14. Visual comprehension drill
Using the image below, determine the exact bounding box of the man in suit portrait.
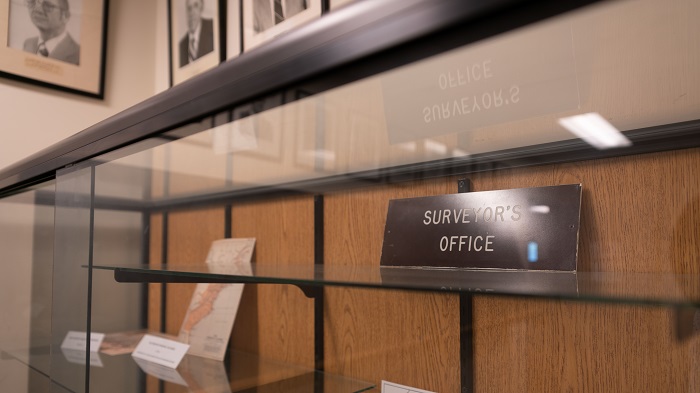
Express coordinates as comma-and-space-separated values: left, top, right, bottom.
253, 0, 308, 34
179, 0, 214, 67
22, 0, 80, 65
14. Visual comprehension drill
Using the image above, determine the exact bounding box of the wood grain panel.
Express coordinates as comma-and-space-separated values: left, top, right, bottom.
325, 178, 462, 393
468, 148, 700, 392
474, 298, 700, 393
165, 208, 226, 335
148, 145, 699, 392
469, 147, 700, 274
230, 195, 315, 369
325, 147, 700, 392
148, 213, 163, 333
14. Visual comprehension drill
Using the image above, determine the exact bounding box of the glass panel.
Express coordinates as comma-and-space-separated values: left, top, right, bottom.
86, 350, 373, 393
93, 263, 700, 308
90, 0, 699, 204
40, 1, 699, 391
0, 182, 54, 392
53, 165, 93, 393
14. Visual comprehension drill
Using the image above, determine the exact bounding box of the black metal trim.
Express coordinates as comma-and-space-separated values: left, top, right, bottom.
314, 195, 325, 372
0, 0, 606, 195
160, 212, 168, 333
460, 294, 474, 393
96, 0, 110, 99
85, 166, 96, 392
4, 118, 700, 209
140, 212, 150, 329
458, 179, 473, 393
166, 0, 174, 88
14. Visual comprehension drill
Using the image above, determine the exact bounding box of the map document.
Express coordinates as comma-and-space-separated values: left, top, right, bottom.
178, 238, 255, 360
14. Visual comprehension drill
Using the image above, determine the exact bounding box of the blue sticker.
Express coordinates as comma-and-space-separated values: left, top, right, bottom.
527, 242, 538, 262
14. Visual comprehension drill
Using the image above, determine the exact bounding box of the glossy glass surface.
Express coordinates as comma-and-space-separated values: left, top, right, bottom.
91, 0, 699, 205
0, 182, 54, 391
3, 348, 373, 393
90, 263, 700, 308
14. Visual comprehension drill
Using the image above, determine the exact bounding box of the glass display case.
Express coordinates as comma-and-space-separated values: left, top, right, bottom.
1, 0, 699, 392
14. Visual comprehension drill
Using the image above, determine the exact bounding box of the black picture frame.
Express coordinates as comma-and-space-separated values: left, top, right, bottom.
168, 0, 223, 86
0, 0, 109, 99
241, 0, 322, 52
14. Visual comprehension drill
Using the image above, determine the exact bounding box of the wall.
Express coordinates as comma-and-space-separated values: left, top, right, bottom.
0, 0, 160, 171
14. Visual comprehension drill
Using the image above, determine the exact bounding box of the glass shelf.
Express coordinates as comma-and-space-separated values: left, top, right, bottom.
94, 263, 700, 308
0, 355, 64, 393
2, 346, 373, 393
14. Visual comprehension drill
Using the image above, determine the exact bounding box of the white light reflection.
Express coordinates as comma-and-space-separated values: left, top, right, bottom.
425, 139, 448, 155
529, 205, 550, 214
558, 112, 631, 150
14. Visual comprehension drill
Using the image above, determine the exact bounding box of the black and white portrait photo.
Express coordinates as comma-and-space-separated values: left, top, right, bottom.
178, 0, 214, 68
243, 0, 320, 51
169, 0, 220, 85
1, 0, 107, 97
252, 0, 307, 34
7, 0, 82, 65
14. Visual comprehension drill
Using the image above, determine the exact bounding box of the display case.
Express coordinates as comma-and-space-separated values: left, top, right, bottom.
1, 0, 700, 392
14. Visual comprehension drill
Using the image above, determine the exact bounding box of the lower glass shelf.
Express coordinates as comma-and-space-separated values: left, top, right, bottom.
94, 263, 700, 308
2, 346, 374, 393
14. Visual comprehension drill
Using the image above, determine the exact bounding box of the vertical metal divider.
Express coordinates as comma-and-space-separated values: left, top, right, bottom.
141, 159, 153, 331
313, 194, 324, 393
312, 91, 326, 393
85, 166, 96, 392
139, 158, 153, 393
457, 178, 474, 393
140, 210, 151, 330
139, 210, 150, 393
159, 146, 172, 393
223, 110, 234, 373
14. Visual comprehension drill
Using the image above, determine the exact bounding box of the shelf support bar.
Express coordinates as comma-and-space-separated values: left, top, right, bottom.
458, 178, 474, 393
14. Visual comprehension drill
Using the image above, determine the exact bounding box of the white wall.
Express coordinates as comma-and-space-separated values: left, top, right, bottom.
0, 0, 161, 171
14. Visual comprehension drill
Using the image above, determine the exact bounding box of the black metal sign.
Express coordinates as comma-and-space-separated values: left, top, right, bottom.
380, 184, 582, 271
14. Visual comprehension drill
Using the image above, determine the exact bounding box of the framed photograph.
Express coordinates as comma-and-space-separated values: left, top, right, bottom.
226, 0, 240, 60
0, 0, 108, 98
242, 0, 321, 51
169, 0, 221, 86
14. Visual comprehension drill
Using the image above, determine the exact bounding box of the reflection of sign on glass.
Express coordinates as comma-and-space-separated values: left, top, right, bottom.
134, 354, 233, 392
380, 184, 582, 271
382, 380, 435, 393
60, 348, 103, 367
381, 21, 580, 144
61, 330, 104, 352
178, 238, 255, 360
133, 357, 188, 386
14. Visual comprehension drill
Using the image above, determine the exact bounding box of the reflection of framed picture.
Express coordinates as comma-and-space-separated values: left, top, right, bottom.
226, 0, 241, 60
242, 0, 321, 51
0, 0, 108, 98
169, 0, 221, 86
232, 94, 283, 160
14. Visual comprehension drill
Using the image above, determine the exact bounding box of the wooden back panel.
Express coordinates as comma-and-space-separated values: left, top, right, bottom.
150, 147, 700, 392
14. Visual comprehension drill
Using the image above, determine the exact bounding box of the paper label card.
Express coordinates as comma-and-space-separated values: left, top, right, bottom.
382, 380, 435, 393
61, 331, 105, 352
132, 334, 190, 369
